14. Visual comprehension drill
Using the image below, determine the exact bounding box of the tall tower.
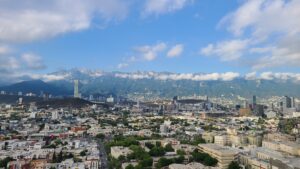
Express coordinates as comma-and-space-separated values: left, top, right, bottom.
74, 80, 79, 98
253, 95, 257, 108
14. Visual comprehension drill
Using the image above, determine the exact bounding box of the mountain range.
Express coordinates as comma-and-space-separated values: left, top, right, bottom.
0, 69, 300, 99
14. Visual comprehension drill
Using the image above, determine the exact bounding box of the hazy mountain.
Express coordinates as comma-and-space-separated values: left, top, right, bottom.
1, 69, 300, 98
0, 80, 72, 96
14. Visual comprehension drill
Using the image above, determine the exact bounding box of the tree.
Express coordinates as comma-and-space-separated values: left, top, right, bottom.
80, 150, 87, 156
96, 133, 105, 140
164, 144, 174, 152
156, 158, 173, 168
145, 142, 155, 149
228, 161, 241, 169
149, 146, 165, 157
52, 152, 57, 163
174, 155, 185, 163
139, 157, 153, 167
125, 164, 135, 169
203, 156, 218, 166
118, 155, 126, 162
58, 151, 63, 163
176, 149, 186, 155
0, 157, 13, 168
191, 150, 218, 166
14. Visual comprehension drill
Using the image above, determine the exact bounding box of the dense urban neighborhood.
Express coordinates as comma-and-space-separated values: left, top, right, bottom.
1, 83, 300, 169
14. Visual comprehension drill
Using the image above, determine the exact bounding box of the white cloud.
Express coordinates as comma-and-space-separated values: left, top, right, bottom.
0, 55, 19, 73
135, 42, 167, 61
115, 72, 240, 81
245, 72, 257, 80
21, 53, 46, 70
251, 35, 300, 70
206, 0, 300, 69
258, 72, 300, 81
143, 0, 193, 16
0, 45, 11, 55
117, 63, 129, 69
222, 0, 300, 37
0, 0, 131, 42
200, 39, 249, 61
0, 51, 47, 82
29, 74, 70, 82
167, 44, 184, 58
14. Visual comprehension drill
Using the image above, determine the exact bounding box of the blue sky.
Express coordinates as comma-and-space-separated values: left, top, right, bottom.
1, 0, 300, 81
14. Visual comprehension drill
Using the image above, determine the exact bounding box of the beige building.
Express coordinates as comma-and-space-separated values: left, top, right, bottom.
110, 146, 133, 159
262, 140, 300, 156
169, 162, 220, 169
239, 155, 270, 169
198, 144, 239, 169
214, 135, 230, 146
202, 132, 217, 143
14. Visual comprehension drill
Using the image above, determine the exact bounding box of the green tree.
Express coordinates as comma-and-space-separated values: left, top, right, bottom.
228, 161, 241, 169
164, 144, 174, 152
0, 157, 13, 169
176, 149, 186, 155
203, 156, 218, 166
125, 164, 135, 169
149, 146, 165, 157
145, 142, 155, 149
96, 133, 105, 140
138, 157, 153, 167
174, 155, 185, 163
80, 150, 87, 156
156, 158, 173, 168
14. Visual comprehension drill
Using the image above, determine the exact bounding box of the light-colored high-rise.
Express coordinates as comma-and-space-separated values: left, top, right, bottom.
74, 80, 79, 98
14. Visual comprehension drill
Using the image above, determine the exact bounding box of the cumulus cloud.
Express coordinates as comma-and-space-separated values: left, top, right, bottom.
252, 35, 300, 69
0, 0, 131, 42
0, 55, 19, 73
245, 72, 257, 80
256, 72, 300, 81
21, 53, 46, 70
135, 42, 167, 61
222, 0, 300, 37
200, 39, 249, 61
115, 72, 240, 81
28, 73, 70, 82
143, 0, 193, 16
0, 45, 11, 55
204, 0, 300, 70
0, 51, 47, 83
167, 44, 184, 58
117, 63, 129, 69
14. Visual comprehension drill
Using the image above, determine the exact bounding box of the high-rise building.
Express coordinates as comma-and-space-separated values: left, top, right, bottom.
281, 96, 292, 110
291, 97, 295, 108
243, 100, 249, 108
74, 80, 79, 98
253, 95, 257, 107
52, 111, 59, 120
89, 94, 94, 101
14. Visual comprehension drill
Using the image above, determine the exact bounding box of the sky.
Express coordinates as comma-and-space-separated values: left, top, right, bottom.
1, 0, 300, 82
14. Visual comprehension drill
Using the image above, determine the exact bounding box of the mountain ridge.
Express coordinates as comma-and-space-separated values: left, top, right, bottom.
1, 70, 300, 98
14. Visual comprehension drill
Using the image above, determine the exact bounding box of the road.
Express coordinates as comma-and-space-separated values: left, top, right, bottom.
98, 140, 108, 169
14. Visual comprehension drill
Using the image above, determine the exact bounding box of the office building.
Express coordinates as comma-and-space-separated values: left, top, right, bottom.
74, 80, 80, 98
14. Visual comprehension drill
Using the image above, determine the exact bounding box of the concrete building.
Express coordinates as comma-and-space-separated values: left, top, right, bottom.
214, 135, 230, 146
198, 144, 239, 169
74, 80, 80, 98
110, 146, 133, 159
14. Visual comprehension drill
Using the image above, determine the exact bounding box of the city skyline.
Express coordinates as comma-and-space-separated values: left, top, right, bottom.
1, 0, 300, 83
